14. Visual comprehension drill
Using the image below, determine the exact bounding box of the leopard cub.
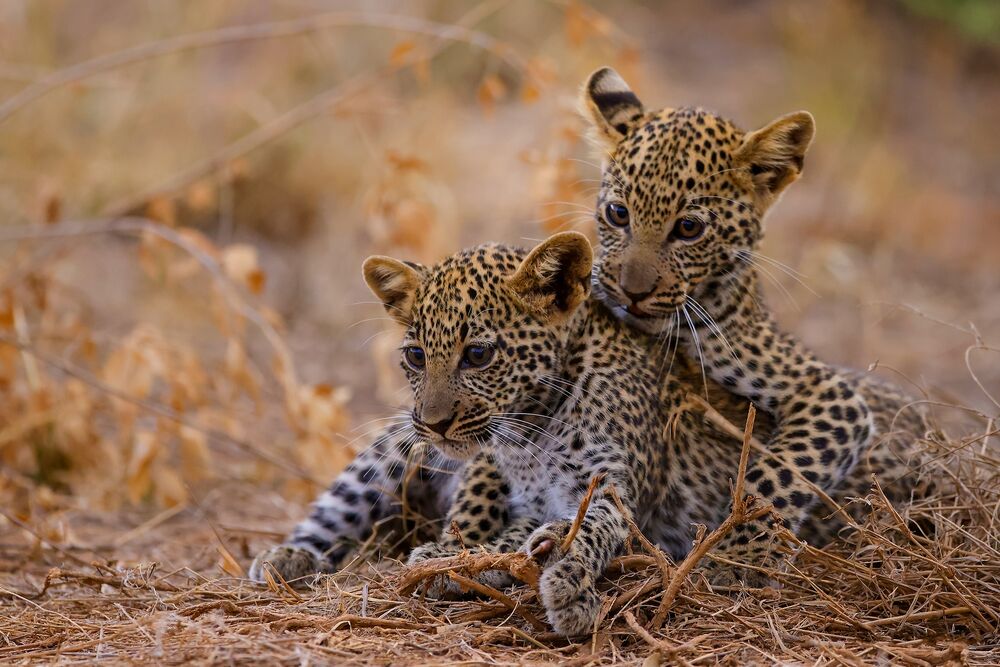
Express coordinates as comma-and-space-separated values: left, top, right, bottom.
581, 67, 922, 579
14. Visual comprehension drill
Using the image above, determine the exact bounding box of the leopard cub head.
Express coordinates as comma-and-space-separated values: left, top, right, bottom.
580, 66, 814, 335
363, 232, 592, 460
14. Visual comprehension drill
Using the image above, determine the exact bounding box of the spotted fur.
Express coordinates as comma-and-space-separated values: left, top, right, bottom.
581, 67, 928, 579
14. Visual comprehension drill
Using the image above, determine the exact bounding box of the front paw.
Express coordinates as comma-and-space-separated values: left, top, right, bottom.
538, 557, 601, 636
249, 545, 321, 584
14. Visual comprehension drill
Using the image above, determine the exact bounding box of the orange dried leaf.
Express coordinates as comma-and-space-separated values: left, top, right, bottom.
520, 82, 541, 104
43, 194, 62, 225
564, 0, 589, 47
412, 56, 431, 85
153, 467, 187, 507
389, 199, 435, 249
615, 46, 642, 84
564, 1, 612, 47
179, 425, 212, 481
247, 269, 266, 295
260, 305, 286, 332
389, 40, 417, 66
0, 296, 14, 329
227, 158, 249, 179
588, 11, 613, 37
222, 244, 263, 293
476, 74, 507, 115
386, 151, 429, 172
225, 338, 262, 404
185, 181, 216, 212
295, 383, 351, 436
126, 431, 159, 505
145, 196, 177, 227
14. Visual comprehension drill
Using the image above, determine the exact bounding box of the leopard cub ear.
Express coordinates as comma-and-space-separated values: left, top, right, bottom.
580, 67, 645, 152
508, 232, 593, 322
362, 256, 426, 325
735, 111, 815, 207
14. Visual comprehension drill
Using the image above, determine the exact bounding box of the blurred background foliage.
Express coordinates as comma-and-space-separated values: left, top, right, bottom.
903, 0, 1000, 42
0, 0, 997, 518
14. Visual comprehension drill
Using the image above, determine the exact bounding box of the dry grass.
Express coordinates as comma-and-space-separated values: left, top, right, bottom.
1, 400, 997, 665
1, 1, 999, 664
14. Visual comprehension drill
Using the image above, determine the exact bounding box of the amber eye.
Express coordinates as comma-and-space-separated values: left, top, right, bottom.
673, 218, 706, 241
604, 202, 630, 228
461, 344, 495, 369
403, 346, 426, 370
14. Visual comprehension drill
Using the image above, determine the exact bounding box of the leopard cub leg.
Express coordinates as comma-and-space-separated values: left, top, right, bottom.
249, 425, 426, 583
522, 498, 629, 636
407, 451, 512, 597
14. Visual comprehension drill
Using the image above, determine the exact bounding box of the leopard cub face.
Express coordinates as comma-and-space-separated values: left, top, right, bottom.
580, 67, 814, 336
363, 233, 592, 460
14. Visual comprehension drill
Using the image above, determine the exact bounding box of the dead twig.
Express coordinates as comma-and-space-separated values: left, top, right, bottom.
561, 472, 606, 552
624, 611, 700, 667
605, 485, 675, 621
398, 550, 541, 597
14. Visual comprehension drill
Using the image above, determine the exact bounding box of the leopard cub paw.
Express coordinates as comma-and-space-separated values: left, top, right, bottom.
538, 557, 601, 636
406, 541, 455, 566
249, 545, 321, 584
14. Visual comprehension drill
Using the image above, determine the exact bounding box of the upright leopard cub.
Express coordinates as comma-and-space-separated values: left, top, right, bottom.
581, 68, 877, 577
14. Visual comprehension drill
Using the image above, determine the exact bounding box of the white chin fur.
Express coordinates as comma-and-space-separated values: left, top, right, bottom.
429, 438, 480, 461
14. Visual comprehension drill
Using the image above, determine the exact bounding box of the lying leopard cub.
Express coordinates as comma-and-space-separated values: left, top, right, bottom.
357, 232, 669, 635
580, 67, 927, 579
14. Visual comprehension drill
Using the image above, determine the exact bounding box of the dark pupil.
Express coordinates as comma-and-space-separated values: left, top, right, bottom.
406, 347, 425, 366
467, 346, 487, 364
679, 219, 701, 236
607, 203, 629, 226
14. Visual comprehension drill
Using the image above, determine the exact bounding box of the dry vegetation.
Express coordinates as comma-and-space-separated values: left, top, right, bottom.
0, 1, 998, 664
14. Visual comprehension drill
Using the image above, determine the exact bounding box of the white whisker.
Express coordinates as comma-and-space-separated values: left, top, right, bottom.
686, 297, 745, 371
681, 304, 709, 399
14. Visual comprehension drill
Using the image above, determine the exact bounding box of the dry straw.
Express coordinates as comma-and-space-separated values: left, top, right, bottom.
2, 395, 997, 665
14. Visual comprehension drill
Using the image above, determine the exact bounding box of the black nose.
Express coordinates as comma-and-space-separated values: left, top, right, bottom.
621, 285, 655, 303
424, 414, 456, 436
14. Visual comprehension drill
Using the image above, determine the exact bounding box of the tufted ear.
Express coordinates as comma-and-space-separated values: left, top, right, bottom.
362, 256, 426, 325
508, 232, 593, 322
580, 67, 645, 152
735, 111, 815, 208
